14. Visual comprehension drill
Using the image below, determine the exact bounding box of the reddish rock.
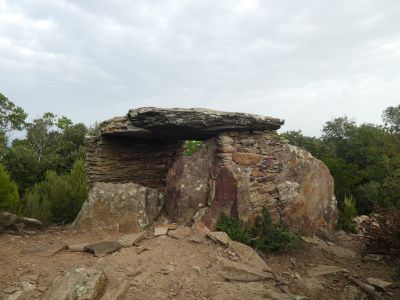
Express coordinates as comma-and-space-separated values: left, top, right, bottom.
203, 167, 238, 229
232, 152, 262, 166
165, 139, 216, 224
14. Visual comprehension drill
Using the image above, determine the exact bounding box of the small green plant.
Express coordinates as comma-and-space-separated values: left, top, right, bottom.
253, 208, 299, 252
184, 140, 202, 156
216, 208, 299, 252
216, 212, 252, 245
338, 195, 358, 233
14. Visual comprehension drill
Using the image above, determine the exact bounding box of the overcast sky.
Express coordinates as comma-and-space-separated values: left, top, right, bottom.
1, 0, 400, 136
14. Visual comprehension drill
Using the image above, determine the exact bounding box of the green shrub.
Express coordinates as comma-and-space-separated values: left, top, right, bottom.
24, 159, 87, 225
216, 212, 252, 245
184, 140, 202, 156
338, 195, 358, 233
0, 163, 20, 213
216, 208, 299, 252
253, 208, 299, 252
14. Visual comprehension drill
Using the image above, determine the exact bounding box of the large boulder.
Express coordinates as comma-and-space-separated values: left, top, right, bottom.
73, 182, 164, 233
164, 131, 337, 235
277, 144, 337, 233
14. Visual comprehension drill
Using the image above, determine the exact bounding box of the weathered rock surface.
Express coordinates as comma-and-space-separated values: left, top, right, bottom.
127, 107, 284, 139
117, 231, 147, 247
73, 182, 164, 233
366, 277, 393, 290
228, 241, 268, 269
43, 267, 107, 300
207, 231, 231, 246
167, 227, 192, 239
100, 116, 152, 138
277, 144, 337, 233
165, 140, 216, 224
165, 131, 337, 234
0, 212, 42, 234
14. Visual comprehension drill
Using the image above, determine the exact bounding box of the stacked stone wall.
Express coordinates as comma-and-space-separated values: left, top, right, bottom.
86, 136, 183, 191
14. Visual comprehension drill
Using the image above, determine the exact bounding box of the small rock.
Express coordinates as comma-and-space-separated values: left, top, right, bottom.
117, 231, 147, 247
84, 240, 122, 257
154, 226, 169, 236
166, 223, 178, 230
228, 240, 268, 269
21, 281, 36, 291
207, 231, 231, 247
126, 267, 142, 277
36, 286, 48, 293
3, 287, 20, 294
68, 243, 89, 252
301, 236, 322, 245
193, 266, 201, 273
366, 277, 392, 290
168, 227, 192, 239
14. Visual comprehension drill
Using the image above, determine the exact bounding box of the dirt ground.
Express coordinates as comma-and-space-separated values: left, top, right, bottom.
0, 226, 399, 300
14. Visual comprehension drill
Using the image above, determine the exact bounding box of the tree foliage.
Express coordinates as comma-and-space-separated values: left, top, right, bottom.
0, 163, 20, 213
24, 159, 87, 225
283, 106, 400, 215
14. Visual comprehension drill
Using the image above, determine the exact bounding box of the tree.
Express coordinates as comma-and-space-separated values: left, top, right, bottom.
0, 93, 27, 133
383, 104, 400, 133
5, 113, 88, 194
0, 163, 20, 213
0, 93, 27, 158
24, 159, 87, 224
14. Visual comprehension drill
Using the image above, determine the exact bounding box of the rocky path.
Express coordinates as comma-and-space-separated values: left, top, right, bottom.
0, 225, 398, 299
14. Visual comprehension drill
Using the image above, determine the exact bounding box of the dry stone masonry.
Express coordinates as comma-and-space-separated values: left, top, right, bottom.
74, 107, 337, 235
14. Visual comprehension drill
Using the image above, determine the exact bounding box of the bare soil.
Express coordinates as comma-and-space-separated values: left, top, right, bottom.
0, 227, 398, 299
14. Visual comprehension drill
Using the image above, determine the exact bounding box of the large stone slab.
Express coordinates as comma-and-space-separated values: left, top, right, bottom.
73, 182, 164, 233
127, 107, 284, 139
100, 116, 152, 138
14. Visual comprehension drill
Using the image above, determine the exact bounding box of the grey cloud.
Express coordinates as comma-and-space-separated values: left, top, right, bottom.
1, 0, 400, 136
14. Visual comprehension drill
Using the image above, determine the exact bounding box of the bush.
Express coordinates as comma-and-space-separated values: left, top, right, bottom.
338, 195, 358, 233
0, 163, 20, 213
253, 208, 299, 252
216, 208, 299, 252
216, 212, 252, 245
184, 140, 202, 156
24, 159, 87, 225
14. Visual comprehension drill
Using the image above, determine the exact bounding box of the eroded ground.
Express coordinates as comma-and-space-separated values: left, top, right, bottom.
0, 227, 398, 300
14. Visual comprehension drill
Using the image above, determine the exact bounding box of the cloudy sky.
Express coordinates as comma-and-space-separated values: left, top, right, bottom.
1, 0, 400, 136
